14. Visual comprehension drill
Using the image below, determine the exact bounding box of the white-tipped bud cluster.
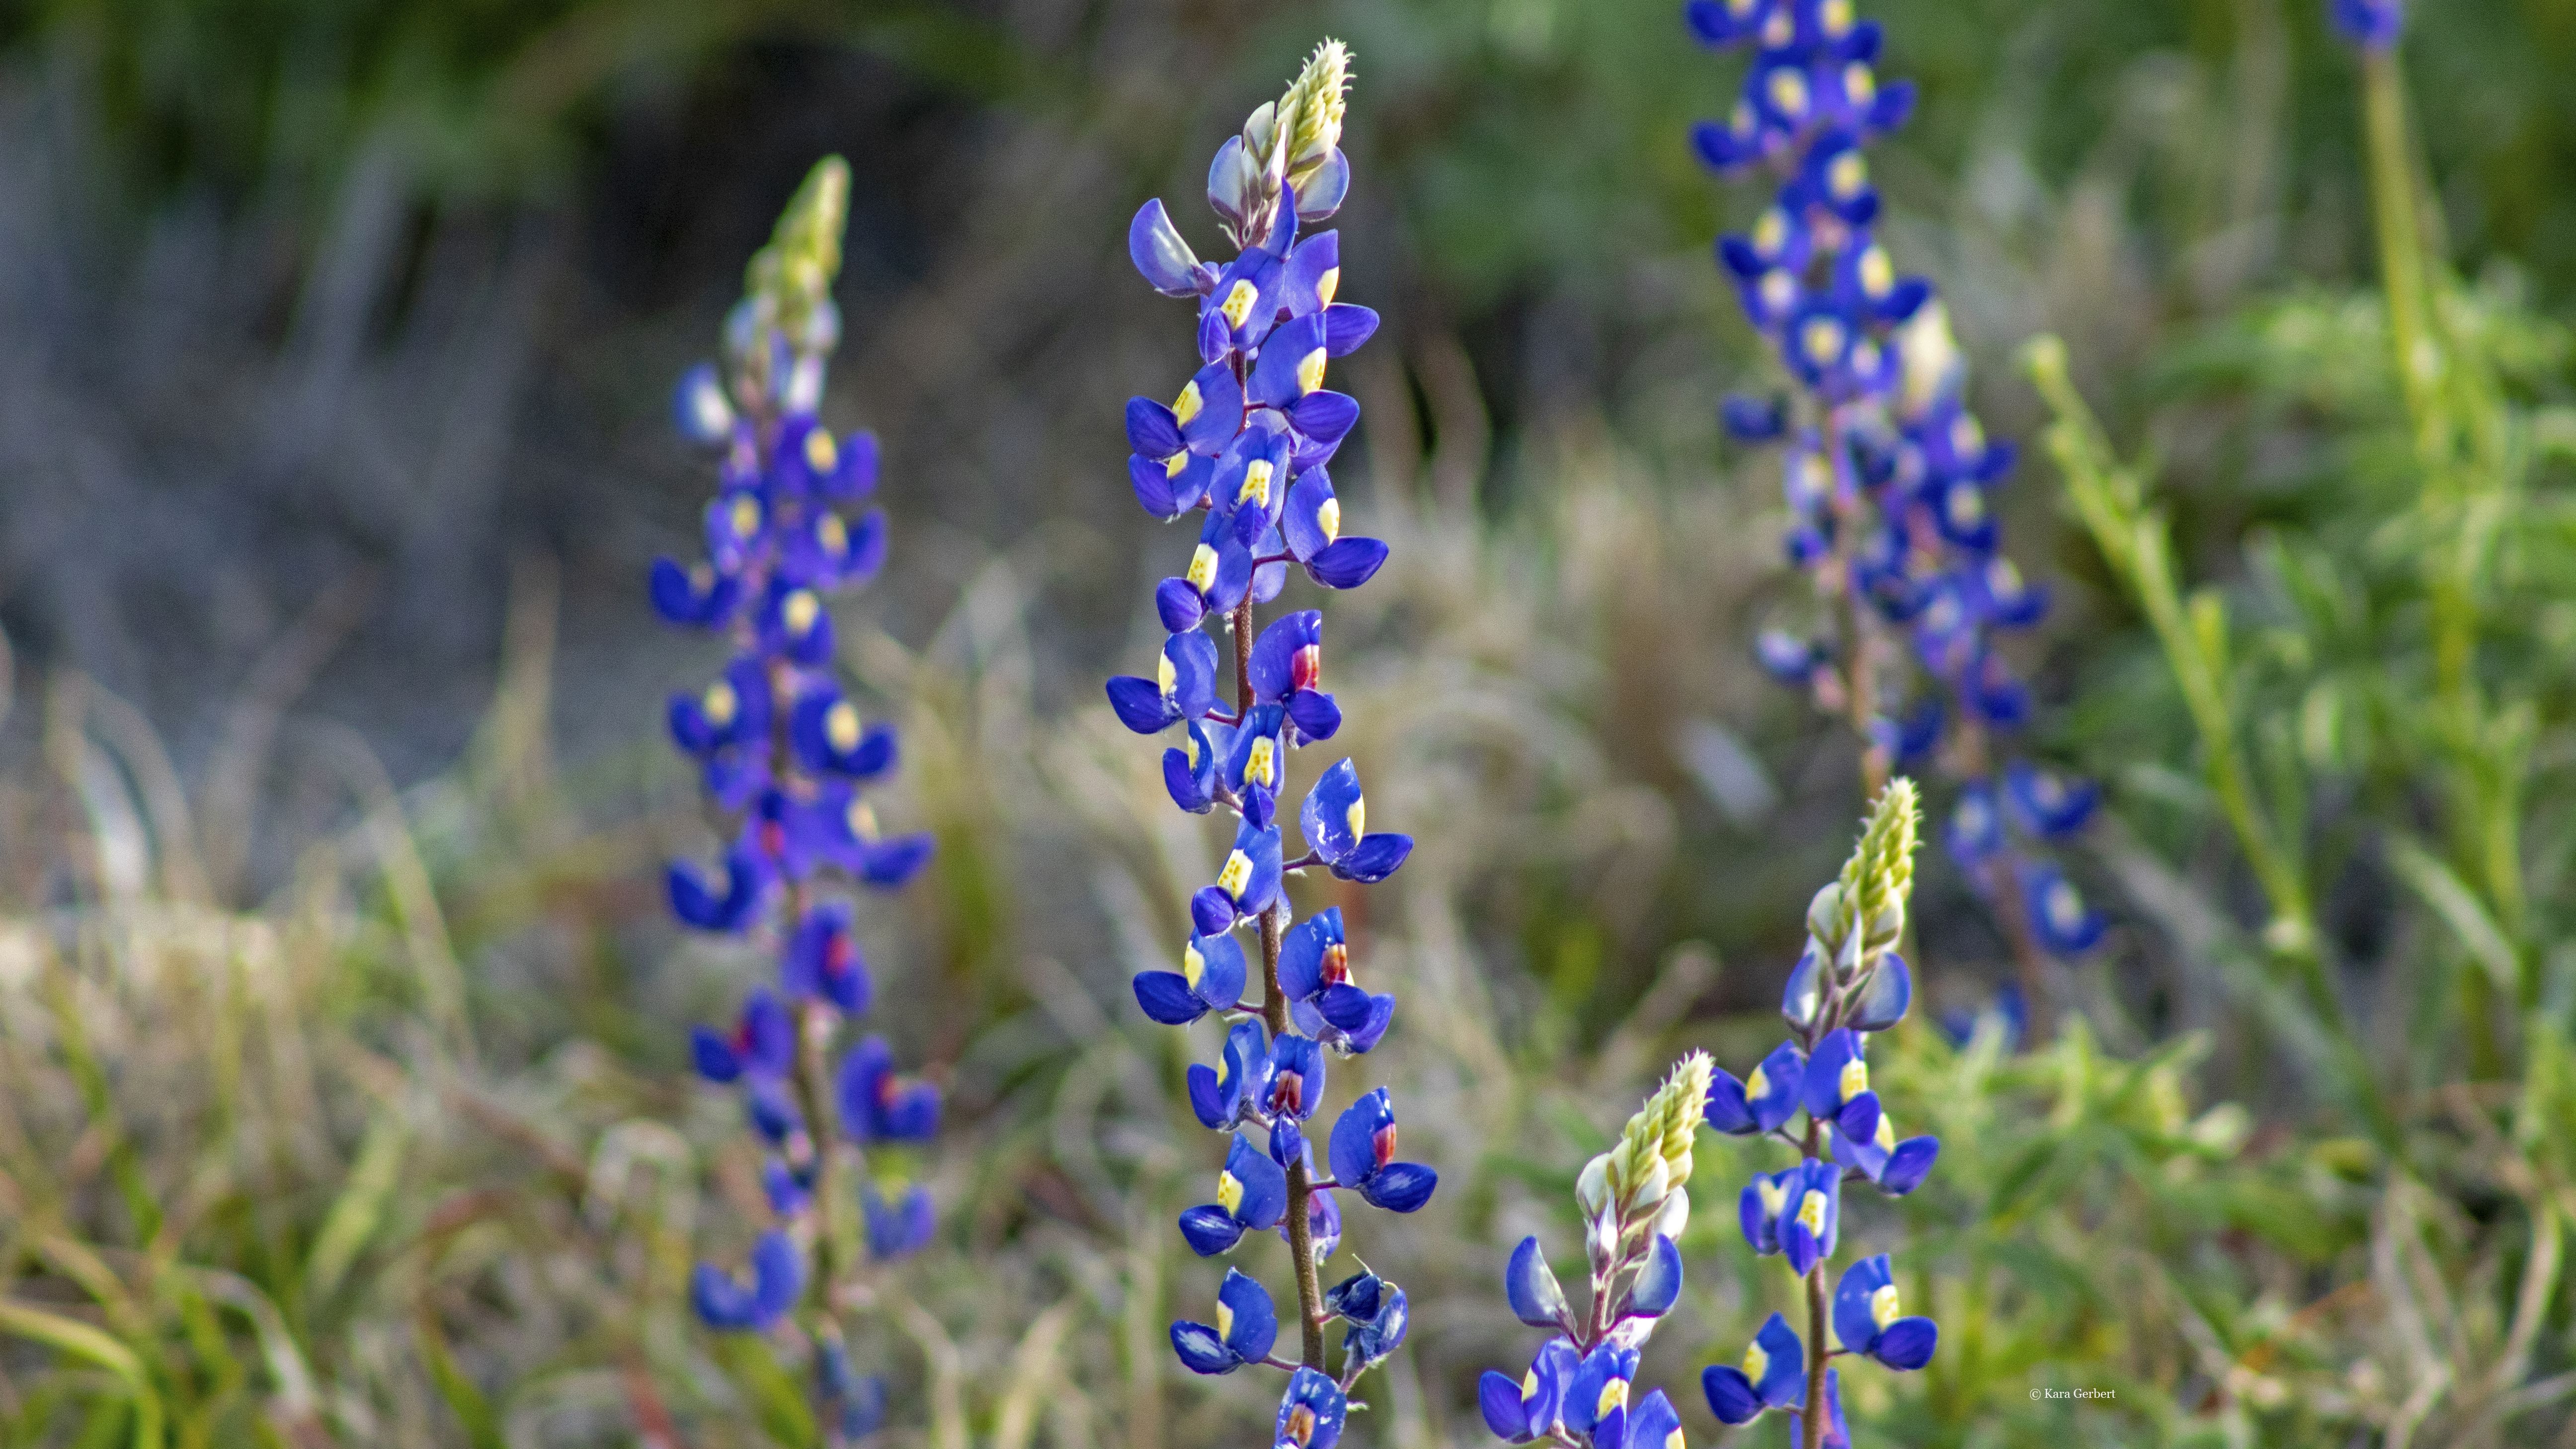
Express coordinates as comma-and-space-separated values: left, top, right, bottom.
1582, 1053, 1712, 1272
1812, 779, 1919, 981
741, 156, 852, 359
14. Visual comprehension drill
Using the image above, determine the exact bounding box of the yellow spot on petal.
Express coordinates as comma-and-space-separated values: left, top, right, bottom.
1216, 1296, 1234, 1338
1823, 0, 1853, 34
1345, 794, 1365, 842
1744, 1342, 1770, 1381
1316, 267, 1341, 306
2048, 881, 2087, 932
1871, 1283, 1901, 1330
729, 494, 762, 539
1238, 459, 1276, 508
1746, 1064, 1770, 1100
1758, 1178, 1787, 1218
1860, 246, 1895, 299
1762, 11, 1793, 48
816, 511, 849, 559
1184, 942, 1206, 989
1840, 1058, 1869, 1102
1296, 348, 1327, 395
1875, 1113, 1897, 1152
1187, 544, 1221, 593
1829, 152, 1867, 199
1220, 279, 1260, 329
1759, 271, 1797, 315
1284, 1406, 1317, 1447
1846, 62, 1877, 107
1795, 1189, 1829, 1236
1217, 850, 1254, 898
1216, 1169, 1244, 1214
846, 798, 880, 840
1175, 380, 1205, 426
1166, 452, 1189, 478
784, 590, 821, 637
1158, 650, 1179, 700
1317, 496, 1342, 543
1768, 67, 1808, 118
1666, 1430, 1685, 1449
1596, 1379, 1627, 1417
1522, 1368, 1539, 1397
826, 700, 862, 752
804, 427, 838, 476
1246, 736, 1277, 789
1754, 208, 1789, 257
1803, 317, 1846, 365
703, 680, 738, 728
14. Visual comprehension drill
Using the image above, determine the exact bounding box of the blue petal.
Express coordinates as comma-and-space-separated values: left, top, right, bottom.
1627, 1234, 1683, 1318
1505, 1236, 1569, 1328
1360, 1161, 1437, 1213
1753, 1312, 1807, 1406
1705, 1067, 1760, 1134
1702, 1366, 1763, 1426
1133, 971, 1210, 1025
1880, 1135, 1940, 1195
1170, 1320, 1240, 1374
1832, 1256, 1892, 1366
1306, 537, 1386, 589
1850, 954, 1913, 1032
1178, 1206, 1247, 1257
1107, 675, 1173, 734
1129, 199, 1202, 298
1219, 1268, 1279, 1361
1333, 833, 1412, 884
1875, 1316, 1939, 1371
1479, 1371, 1533, 1441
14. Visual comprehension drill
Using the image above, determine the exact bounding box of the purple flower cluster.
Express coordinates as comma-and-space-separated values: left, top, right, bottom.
1112, 41, 1436, 1444
651, 157, 938, 1443
1690, 0, 2105, 983
2330, 0, 2404, 50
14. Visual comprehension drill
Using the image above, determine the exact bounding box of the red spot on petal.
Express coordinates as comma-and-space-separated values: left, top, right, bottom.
1372, 1123, 1397, 1170
1320, 942, 1350, 986
1291, 644, 1322, 693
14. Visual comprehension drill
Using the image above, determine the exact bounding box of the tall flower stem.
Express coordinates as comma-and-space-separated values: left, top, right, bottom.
1799, 1114, 1829, 1449
1231, 592, 1328, 1369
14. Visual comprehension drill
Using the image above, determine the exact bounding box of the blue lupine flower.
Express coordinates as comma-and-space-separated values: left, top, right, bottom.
1188, 1020, 1273, 1130
1327, 1088, 1438, 1212
1847, 954, 1912, 1032
1504, 1237, 1571, 1329
1265, 1033, 1328, 1124
1324, 1270, 1409, 1373
1248, 611, 1343, 742
1479, 1338, 1579, 1443
783, 903, 871, 1015
1121, 39, 1431, 1399
1191, 819, 1284, 934
1274, 1367, 1348, 1449
1800, 1028, 1882, 1140
1622, 1234, 1684, 1321
1944, 779, 2005, 866
2330, 0, 2403, 49
1170, 1268, 1279, 1374
1178, 1133, 1290, 1256
1705, 1039, 1806, 1135
1739, 1163, 1794, 1256
1832, 1254, 1939, 1369
2006, 760, 2098, 838
2024, 861, 2108, 956
692, 1231, 804, 1332
1621, 1390, 1682, 1449
787, 687, 898, 781
1300, 759, 1414, 883
837, 1037, 942, 1142
1702, 1312, 1807, 1423
670, 845, 769, 932
1780, 1157, 1842, 1277
1278, 907, 1395, 1053
1563, 1344, 1641, 1442
863, 1182, 937, 1260
1696, 0, 2105, 985
1830, 1111, 1940, 1195
1107, 631, 1223, 735
1133, 931, 1250, 1026
1939, 980, 2028, 1051
691, 989, 795, 1083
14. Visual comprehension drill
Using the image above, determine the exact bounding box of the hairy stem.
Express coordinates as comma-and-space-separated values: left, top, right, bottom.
1232, 593, 1327, 1370
1802, 1113, 1829, 1449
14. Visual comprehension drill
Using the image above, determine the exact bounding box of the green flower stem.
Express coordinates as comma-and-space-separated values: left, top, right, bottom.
2023, 338, 2396, 1147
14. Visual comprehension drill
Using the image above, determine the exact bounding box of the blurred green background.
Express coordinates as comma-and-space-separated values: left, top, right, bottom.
2, 0, 2575, 1445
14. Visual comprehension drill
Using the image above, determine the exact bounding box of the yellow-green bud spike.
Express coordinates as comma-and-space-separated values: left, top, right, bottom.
1835, 777, 1919, 948
1281, 39, 1351, 171
746, 156, 851, 344
1655, 1051, 1714, 1179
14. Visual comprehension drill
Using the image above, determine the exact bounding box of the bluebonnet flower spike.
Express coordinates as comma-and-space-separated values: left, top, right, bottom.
660, 161, 943, 1436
